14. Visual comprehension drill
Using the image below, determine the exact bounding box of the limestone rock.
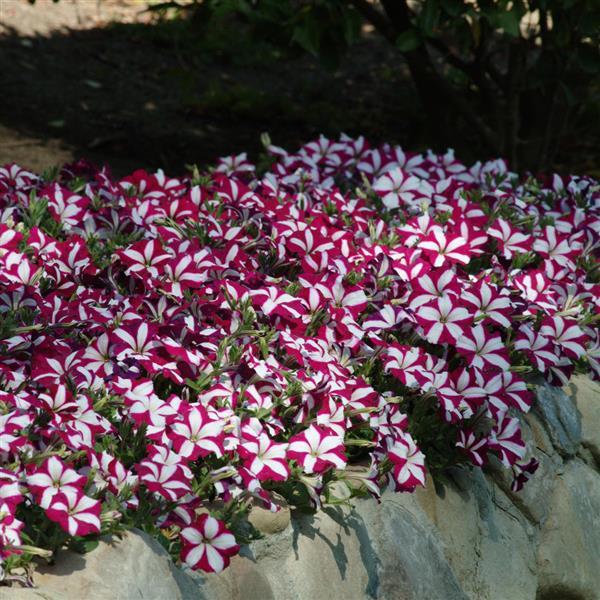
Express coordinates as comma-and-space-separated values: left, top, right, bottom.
533, 379, 582, 457
30, 530, 199, 600
352, 492, 469, 600
488, 411, 563, 526
193, 490, 468, 600
247, 496, 291, 535
536, 459, 600, 600
190, 507, 372, 600
0, 590, 62, 600
415, 469, 538, 600
565, 375, 600, 465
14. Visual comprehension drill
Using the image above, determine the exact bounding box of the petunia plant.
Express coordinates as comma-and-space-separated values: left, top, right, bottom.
0, 134, 598, 581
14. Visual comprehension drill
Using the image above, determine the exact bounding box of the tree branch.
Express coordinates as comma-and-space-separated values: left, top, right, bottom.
504, 41, 524, 168
378, 0, 499, 152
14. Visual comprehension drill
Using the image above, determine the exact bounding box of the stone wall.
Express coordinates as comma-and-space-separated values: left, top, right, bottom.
3, 375, 599, 600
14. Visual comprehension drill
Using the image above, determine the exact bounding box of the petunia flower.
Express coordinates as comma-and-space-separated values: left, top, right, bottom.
287, 425, 346, 474
180, 514, 239, 573
26, 457, 87, 509
415, 296, 471, 344
45, 491, 101, 537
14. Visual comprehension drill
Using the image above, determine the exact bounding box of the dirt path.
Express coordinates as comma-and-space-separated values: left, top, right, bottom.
1, 1, 598, 176
0, 0, 421, 176
0, 124, 72, 171
0, 0, 153, 172
0, 0, 151, 35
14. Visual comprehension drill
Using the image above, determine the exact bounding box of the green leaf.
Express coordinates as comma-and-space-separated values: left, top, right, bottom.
441, 0, 464, 17
418, 0, 440, 37
495, 9, 522, 37
69, 538, 99, 555
482, 2, 525, 38
340, 6, 362, 45
291, 10, 323, 57
291, 26, 318, 56
82, 540, 99, 554
396, 29, 422, 52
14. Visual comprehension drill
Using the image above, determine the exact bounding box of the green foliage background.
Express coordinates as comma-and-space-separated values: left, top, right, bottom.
166, 0, 600, 170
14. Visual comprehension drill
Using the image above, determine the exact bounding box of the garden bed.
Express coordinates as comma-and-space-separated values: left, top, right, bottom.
0, 135, 598, 588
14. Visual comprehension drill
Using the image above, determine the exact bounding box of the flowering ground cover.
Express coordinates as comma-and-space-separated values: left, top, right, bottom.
0, 135, 599, 579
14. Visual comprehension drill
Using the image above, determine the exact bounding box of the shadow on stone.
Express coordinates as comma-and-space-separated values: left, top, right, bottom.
291, 511, 349, 580
35, 549, 87, 577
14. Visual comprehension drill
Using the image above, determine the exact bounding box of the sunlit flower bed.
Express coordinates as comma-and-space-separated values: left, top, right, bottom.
0, 135, 598, 578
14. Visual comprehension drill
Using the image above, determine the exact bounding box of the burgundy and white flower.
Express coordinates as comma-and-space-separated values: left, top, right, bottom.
455, 326, 510, 371
0, 469, 23, 509
417, 229, 470, 267
415, 296, 471, 344
180, 514, 239, 573
0, 225, 22, 256
250, 286, 305, 321
0, 502, 24, 557
215, 152, 255, 176
361, 305, 406, 333
124, 384, 179, 435
373, 167, 425, 210
462, 281, 512, 328
584, 330, 600, 380
315, 276, 368, 318
0, 134, 598, 572
45, 491, 101, 537
382, 344, 427, 388
510, 458, 540, 492
474, 370, 531, 415
386, 433, 426, 491
487, 218, 532, 259
137, 456, 192, 502
238, 433, 290, 482
162, 255, 206, 297
512, 271, 556, 309
112, 323, 159, 361
0, 411, 31, 454
287, 425, 346, 474
26, 457, 87, 509
514, 325, 560, 372
32, 350, 82, 387
81, 333, 114, 378
408, 268, 459, 309
169, 405, 225, 460
116, 239, 171, 279
539, 316, 588, 359
87, 452, 139, 497
533, 226, 582, 268
42, 184, 89, 229
456, 429, 488, 467
488, 413, 526, 467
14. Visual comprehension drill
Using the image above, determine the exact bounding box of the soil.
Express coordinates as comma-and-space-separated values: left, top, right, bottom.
0, 0, 597, 177
0, 0, 420, 176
